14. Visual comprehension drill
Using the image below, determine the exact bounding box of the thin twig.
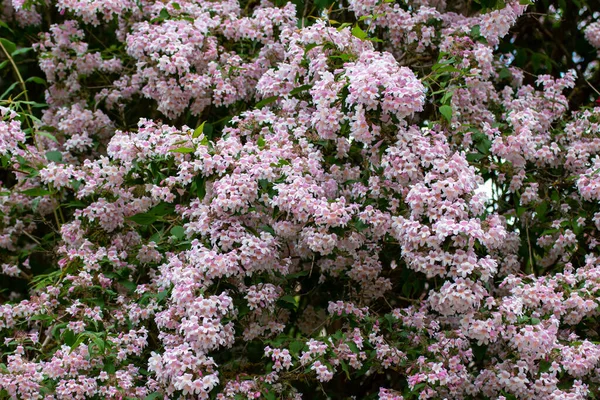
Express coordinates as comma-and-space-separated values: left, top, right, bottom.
584, 77, 600, 97
22, 230, 42, 245
0, 39, 39, 150
525, 218, 534, 275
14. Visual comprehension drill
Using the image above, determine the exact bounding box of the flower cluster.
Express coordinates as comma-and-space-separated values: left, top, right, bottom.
1, 0, 600, 399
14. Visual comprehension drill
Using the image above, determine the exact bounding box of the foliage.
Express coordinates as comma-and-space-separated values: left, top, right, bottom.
1, 0, 600, 399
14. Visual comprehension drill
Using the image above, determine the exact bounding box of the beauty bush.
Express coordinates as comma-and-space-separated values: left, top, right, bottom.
1, 0, 600, 398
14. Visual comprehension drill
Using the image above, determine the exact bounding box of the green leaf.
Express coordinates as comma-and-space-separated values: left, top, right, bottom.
36, 131, 59, 143
65, 200, 86, 208
539, 359, 551, 373
255, 95, 279, 109
402, 281, 413, 298
340, 360, 351, 379
289, 84, 313, 96
91, 336, 105, 353
25, 76, 46, 86
259, 225, 276, 235
194, 175, 206, 200
0, 81, 20, 100
11, 47, 32, 57
0, 38, 16, 56
263, 390, 276, 400
243, 224, 260, 237
499, 391, 518, 400
150, 202, 175, 217
0, 60, 8, 70
203, 122, 213, 139
351, 24, 368, 40
499, 67, 511, 80
159, 8, 170, 19
128, 214, 157, 225
278, 295, 298, 310
351, 219, 369, 232
237, 302, 250, 318
169, 146, 194, 153
258, 179, 269, 191
20, 100, 47, 108
412, 383, 426, 393
104, 360, 116, 374
439, 105, 453, 122
440, 89, 454, 104
534, 202, 548, 222
289, 340, 304, 355
257, 136, 266, 149
119, 280, 137, 293
172, 2, 181, 9
472, 343, 488, 362
466, 153, 486, 162
30, 314, 53, 321
475, 139, 491, 155
347, 341, 359, 354
21, 187, 52, 196
286, 270, 309, 279
314, 0, 335, 8
63, 330, 76, 347
270, 158, 291, 168
170, 225, 185, 239
303, 43, 320, 53
0, 21, 14, 32
45, 151, 63, 163
157, 290, 169, 302
152, 231, 166, 245
384, 313, 396, 329
281, 295, 297, 304
144, 392, 163, 400
193, 121, 206, 139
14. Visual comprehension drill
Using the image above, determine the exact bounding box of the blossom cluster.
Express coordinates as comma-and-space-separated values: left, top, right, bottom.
1, 0, 600, 399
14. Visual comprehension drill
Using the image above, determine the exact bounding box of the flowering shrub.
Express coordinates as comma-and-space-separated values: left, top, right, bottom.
2, 0, 600, 399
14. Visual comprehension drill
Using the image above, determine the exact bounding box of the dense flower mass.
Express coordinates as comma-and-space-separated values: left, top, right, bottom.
1, 0, 600, 399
